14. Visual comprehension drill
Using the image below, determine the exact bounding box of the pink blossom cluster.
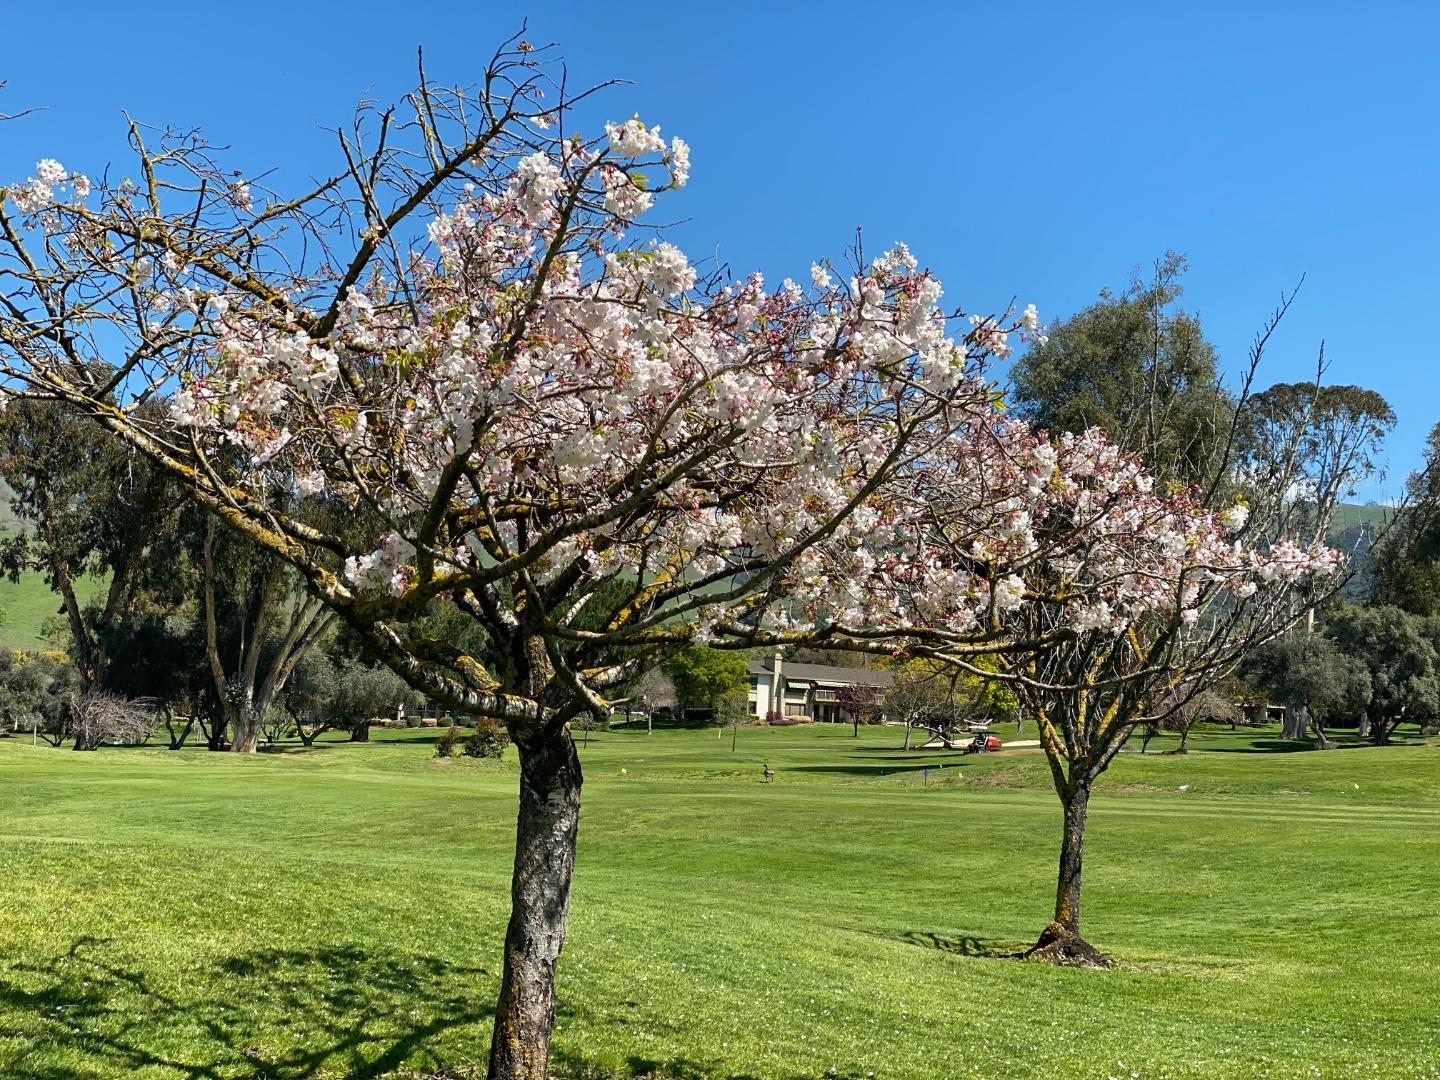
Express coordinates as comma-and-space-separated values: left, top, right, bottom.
792, 419, 1342, 644
163, 119, 1024, 614
9, 120, 1337, 648
4, 158, 90, 214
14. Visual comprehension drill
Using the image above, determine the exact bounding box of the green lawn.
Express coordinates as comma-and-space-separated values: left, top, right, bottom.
2, 723, 1439, 1079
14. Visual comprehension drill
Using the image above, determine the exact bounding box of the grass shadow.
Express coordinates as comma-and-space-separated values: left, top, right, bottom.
0, 936, 492, 1079
550, 1047, 761, 1080
786, 760, 966, 777
1204, 739, 1325, 754
849, 926, 1026, 960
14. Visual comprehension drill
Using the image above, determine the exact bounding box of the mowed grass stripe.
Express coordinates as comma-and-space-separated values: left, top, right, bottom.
2, 724, 1440, 1078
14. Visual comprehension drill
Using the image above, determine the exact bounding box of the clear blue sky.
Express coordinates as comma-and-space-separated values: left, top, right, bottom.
3, 1, 1434, 499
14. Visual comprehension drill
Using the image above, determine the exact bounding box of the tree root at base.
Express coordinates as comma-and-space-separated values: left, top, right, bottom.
1022, 922, 1115, 969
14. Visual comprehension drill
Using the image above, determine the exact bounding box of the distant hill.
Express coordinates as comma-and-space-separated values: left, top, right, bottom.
1329, 502, 1396, 541
0, 480, 99, 652
0, 571, 107, 653
1327, 502, 1395, 599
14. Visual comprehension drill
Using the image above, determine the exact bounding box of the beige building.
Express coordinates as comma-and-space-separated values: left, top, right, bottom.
747, 651, 894, 723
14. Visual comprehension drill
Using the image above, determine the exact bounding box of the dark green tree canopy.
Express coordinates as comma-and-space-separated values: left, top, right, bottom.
1240, 632, 1371, 721
663, 647, 749, 712
0, 398, 184, 689
1326, 604, 1439, 735
1371, 421, 1440, 615
1008, 252, 1230, 487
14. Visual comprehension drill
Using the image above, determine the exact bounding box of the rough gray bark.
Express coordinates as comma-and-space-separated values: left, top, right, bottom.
488, 729, 583, 1080
231, 708, 261, 753
1281, 706, 1307, 740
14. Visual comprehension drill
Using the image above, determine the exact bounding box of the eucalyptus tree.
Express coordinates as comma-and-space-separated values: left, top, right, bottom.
1008, 252, 1230, 487
199, 512, 336, 752
0, 398, 184, 690
1235, 381, 1396, 544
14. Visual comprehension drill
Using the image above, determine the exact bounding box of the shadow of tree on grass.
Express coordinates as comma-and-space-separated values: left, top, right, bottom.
550, 1048, 762, 1080
0, 935, 493, 1078
786, 764, 934, 778
1202, 739, 1324, 754
845, 925, 1026, 960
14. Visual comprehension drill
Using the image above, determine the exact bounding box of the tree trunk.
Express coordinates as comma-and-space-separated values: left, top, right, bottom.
200, 714, 228, 752
1054, 784, 1087, 933
902, 720, 912, 751
1025, 782, 1112, 967
488, 731, 583, 1080
230, 709, 259, 754
166, 715, 195, 750
350, 719, 372, 743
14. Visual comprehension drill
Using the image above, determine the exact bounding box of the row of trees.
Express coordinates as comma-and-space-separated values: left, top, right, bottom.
0, 41, 1402, 1078
0, 399, 427, 749
1236, 413, 1440, 745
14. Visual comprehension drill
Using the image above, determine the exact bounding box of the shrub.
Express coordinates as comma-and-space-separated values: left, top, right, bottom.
770, 714, 811, 726
435, 724, 462, 758
404, 712, 423, 728
462, 717, 511, 759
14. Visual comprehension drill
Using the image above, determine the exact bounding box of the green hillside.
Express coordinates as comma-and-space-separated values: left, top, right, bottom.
0, 570, 107, 653
1329, 500, 1395, 537
0, 480, 99, 651
0, 478, 24, 536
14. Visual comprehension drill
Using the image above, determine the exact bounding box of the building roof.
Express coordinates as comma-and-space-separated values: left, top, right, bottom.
747, 657, 894, 688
